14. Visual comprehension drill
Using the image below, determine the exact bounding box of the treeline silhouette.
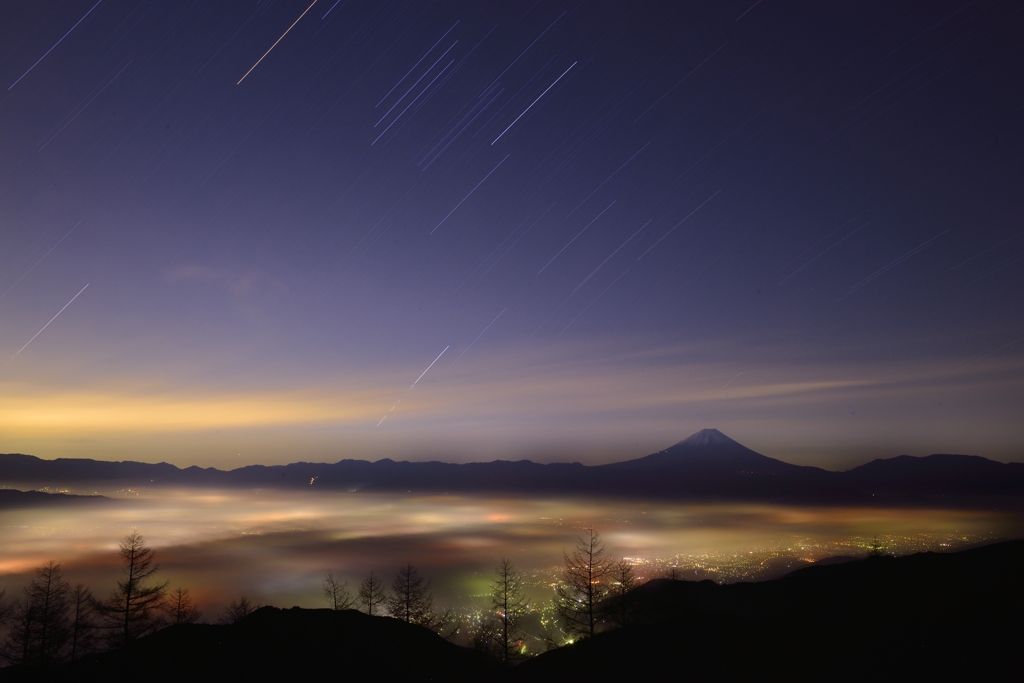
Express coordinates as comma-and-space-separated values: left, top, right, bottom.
0, 533, 190, 666
0, 540, 450, 666
1, 532, 1021, 681
0, 527, 681, 672
321, 528, 646, 661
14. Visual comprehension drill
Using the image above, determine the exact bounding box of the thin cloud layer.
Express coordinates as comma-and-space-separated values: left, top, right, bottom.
1, 490, 1015, 614
2, 339, 1021, 468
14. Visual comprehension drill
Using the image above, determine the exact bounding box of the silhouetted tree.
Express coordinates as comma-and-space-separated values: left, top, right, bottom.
31, 562, 71, 665
220, 597, 256, 624
386, 564, 433, 625
555, 528, 612, 639
358, 571, 388, 616
164, 588, 202, 625
604, 561, 638, 629
322, 570, 355, 610
430, 606, 459, 641
68, 584, 96, 661
381, 564, 457, 637
2, 599, 35, 666
2, 561, 72, 666
96, 532, 168, 647
0, 587, 9, 656
489, 558, 530, 665
470, 620, 500, 657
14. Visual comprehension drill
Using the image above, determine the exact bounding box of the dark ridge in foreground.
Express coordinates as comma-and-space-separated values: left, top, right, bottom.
0, 607, 500, 683
2, 541, 1019, 682
2, 429, 1023, 507
515, 540, 1024, 682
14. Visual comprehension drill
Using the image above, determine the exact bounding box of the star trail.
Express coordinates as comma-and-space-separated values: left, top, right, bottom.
0, 0, 1021, 468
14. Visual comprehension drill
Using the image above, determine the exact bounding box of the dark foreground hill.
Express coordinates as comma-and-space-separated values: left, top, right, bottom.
0, 607, 501, 683
2, 541, 1020, 682
2, 429, 1023, 506
516, 540, 1024, 682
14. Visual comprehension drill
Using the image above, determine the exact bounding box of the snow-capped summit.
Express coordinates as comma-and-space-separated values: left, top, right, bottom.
601, 428, 807, 475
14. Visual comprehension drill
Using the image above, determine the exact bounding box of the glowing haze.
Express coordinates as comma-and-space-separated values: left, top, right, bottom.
1, 1, 1021, 469
1, 489, 1015, 614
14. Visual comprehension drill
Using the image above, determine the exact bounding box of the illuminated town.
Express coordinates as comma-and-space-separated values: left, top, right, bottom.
452, 529, 999, 651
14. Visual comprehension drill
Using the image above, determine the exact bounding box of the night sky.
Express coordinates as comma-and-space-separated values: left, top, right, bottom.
1, 0, 1022, 469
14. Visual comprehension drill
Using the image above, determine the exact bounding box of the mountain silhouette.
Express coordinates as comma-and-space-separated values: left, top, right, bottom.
2, 430, 1023, 507
516, 540, 1024, 681
600, 428, 811, 475
0, 488, 108, 510
846, 452, 1024, 497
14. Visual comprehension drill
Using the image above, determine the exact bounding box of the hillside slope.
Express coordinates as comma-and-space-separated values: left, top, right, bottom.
517, 540, 1024, 681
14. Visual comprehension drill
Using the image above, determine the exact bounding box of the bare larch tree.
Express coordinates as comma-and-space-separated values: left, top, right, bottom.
68, 583, 96, 661
604, 560, 638, 629
386, 564, 434, 625
2, 561, 71, 666
322, 570, 355, 610
164, 587, 202, 625
358, 571, 388, 616
554, 528, 612, 640
97, 532, 168, 647
220, 597, 256, 624
490, 558, 530, 665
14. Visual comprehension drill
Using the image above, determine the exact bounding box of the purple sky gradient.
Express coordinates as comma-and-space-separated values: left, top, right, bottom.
1, 0, 1021, 468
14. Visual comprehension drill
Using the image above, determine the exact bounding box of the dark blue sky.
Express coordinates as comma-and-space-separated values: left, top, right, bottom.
1, 0, 1022, 468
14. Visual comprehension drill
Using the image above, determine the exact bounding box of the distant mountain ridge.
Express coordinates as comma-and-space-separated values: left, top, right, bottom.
2, 429, 1022, 507
0, 488, 108, 509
